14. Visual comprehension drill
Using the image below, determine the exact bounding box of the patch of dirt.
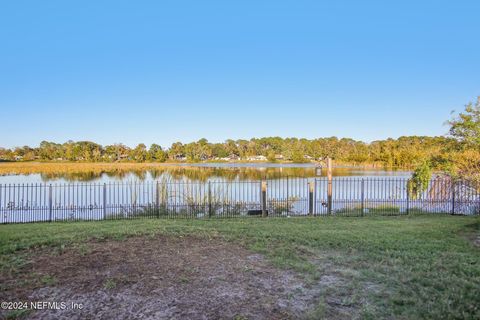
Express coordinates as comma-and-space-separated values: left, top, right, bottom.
308, 252, 387, 320
1, 235, 325, 319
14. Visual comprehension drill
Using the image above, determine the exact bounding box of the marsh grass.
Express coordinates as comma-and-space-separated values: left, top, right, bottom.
268, 196, 299, 215
0, 162, 173, 176
0, 162, 318, 181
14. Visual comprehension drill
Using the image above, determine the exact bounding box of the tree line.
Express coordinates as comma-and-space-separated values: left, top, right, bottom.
0, 97, 478, 181
0, 136, 457, 167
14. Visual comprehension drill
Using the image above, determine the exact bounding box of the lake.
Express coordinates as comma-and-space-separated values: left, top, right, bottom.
2, 163, 478, 224
0, 163, 411, 184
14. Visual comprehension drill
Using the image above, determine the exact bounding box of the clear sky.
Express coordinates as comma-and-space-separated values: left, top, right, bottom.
1, 0, 479, 149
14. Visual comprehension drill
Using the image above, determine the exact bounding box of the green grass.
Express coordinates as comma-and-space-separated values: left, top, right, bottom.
1, 214, 479, 319
103, 278, 117, 290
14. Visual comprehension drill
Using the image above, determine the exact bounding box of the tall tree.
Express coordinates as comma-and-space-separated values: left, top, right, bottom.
132, 144, 147, 162
148, 144, 167, 162
447, 96, 480, 147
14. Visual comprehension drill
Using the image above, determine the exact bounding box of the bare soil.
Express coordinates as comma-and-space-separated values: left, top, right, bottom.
1, 235, 327, 319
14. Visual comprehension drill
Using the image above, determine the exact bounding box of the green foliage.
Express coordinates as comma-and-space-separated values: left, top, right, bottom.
4, 309, 31, 319
448, 96, 480, 147
184, 138, 211, 162
1, 134, 463, 168
2, 97, 479, 173
443, 97, 480, 183
132, 143, 147, 162
268, 197, 299, 214
147, 144, 166, 162
291, 150, 307, 163
449, 149, 480, 184
267, 150, 276, 162
407, 162, 432, 199
40, 274, 57, 286
103, 278, 117, 289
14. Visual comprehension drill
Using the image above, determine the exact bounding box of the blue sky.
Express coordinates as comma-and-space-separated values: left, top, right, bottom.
1, 0, 479, 148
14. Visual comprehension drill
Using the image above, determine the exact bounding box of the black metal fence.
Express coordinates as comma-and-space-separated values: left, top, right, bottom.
0, 177, 479, 223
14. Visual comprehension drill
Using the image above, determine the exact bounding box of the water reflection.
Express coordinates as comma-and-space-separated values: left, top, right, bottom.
0, 166, 413, 184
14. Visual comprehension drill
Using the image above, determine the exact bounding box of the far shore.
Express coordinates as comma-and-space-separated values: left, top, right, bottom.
0, 161, 398, 176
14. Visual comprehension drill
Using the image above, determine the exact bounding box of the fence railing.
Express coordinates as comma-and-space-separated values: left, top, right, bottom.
0, 177, 479, 223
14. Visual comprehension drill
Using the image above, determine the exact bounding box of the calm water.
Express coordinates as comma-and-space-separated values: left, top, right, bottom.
2, 164, 478, 224
0, 163, 411, 184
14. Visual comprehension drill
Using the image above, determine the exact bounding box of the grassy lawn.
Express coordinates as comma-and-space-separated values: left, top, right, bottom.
1, 214, 479, 319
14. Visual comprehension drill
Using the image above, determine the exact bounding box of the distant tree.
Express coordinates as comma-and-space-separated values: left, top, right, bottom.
169, 142, 185, 160
236, 140, 249, 158
447, 96, 480, 147
104, 144, 130, 162
92, 148, 102, 162
267, 150, 276, 162
1, 131, 475, 169
450, 149, 480, 183
64, 141, 76, 161
38, 141, 63, 160
132, 143, 147, 162
148, 144, 166, 162
291, 150, 307, 163
446, 97, 480, 182
0, 148, 7, 160
211, 143, 228, 158
0, 148, 14, 161
224, 139, 239, 156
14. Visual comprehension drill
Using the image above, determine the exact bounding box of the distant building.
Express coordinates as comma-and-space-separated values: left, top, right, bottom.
228, 155, 240, 161
246, 155, 268, 161
214, 155, 242, 161
174, 155, 187, 161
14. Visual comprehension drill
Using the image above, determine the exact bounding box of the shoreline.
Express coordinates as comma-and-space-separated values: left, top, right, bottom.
0, 161, 411, 178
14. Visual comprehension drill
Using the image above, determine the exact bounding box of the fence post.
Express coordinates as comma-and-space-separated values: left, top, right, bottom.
406, 181, 410, 214
155, 181, 160, 218
361, 179, 365, 216
286, 176, 289, 215
327, 158, 332, 215
48, 184, 52, 222
103, 183, 107, 220
451, 180, 455, 215
261, 181, 267, 217
308, 181, 314, 216
208, 181, 212, 218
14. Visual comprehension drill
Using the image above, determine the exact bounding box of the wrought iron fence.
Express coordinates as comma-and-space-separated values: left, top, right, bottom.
0, 177, 478, 223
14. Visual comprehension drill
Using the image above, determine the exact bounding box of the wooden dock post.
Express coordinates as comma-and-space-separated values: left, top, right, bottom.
308, 181, 314, 216
156, 181, 160, 218
261, 181, 267, 217
103, 183, 107, 220
48, 184, 53, 222
208, 181, 213, 218
327, 158, 332, 215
